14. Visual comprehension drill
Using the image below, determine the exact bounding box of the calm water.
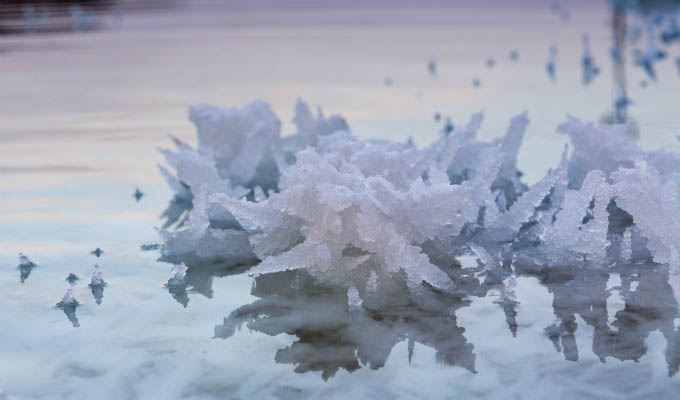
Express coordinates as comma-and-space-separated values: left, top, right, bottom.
2, 1, 680, 398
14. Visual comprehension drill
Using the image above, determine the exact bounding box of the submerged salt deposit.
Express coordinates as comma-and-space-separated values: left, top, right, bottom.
157, 100, 680, 305
89, 264, 106, 305
17, 253, 36, 284
56, 285, 80, 328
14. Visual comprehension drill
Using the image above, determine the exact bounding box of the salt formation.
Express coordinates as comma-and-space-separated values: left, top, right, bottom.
56, 285, 80, 328
581, 34, 600, 85
634, 24, 667, 81
546, 45, 557, 81
89, 264, 106, 305
90, 265, 105, 286
17, 253, 36, 283
65, 273, 80, 285
133, 188, 144, 202
157, 99, 680, 304
215, 270, 477, 380
57, 286, 78, 307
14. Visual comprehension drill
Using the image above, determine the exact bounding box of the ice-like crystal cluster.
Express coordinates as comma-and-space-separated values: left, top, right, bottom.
158, 100, 680, 302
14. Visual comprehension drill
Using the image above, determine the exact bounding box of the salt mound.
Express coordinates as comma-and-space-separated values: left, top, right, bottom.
157, 99, 680, 303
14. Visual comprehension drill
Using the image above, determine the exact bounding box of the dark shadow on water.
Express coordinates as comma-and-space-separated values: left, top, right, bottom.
194, 258, 680, 380
214, 266, 492, 380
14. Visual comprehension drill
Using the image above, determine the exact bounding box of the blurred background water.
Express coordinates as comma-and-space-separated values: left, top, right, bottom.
2, 0, 680, 398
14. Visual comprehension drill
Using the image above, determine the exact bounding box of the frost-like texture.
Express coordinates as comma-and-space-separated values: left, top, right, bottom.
158, 99, 680, 303
211, 137, 476, 293
158, 100, 347, 261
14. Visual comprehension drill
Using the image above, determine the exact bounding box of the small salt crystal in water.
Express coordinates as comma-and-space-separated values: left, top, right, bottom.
441, 117, 454, 135
90, 264, 105, 287
634, 25, 666, 81
56, 285, 80, 328
66, 273, 79, 284
546, 45, 557, 81
17, 253, 36, 283
427, 58, 437, 76
581, 34, 600, 85
89, 264, 106, 305
57, 286, 78, 307
133, 188, 144, 202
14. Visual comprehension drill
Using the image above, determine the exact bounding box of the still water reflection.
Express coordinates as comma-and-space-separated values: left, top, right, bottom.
157, 254, 680, 381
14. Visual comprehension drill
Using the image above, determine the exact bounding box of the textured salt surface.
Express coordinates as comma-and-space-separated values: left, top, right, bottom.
5, 2, 680, 398
158, 100, 680, 307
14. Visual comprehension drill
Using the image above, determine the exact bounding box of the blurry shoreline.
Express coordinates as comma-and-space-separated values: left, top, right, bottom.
0, 0, 181, 35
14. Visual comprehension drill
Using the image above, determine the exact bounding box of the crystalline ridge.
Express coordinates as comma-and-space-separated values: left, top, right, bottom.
157, 99, 680, 301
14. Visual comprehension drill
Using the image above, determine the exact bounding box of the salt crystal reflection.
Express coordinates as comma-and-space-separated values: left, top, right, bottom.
152, 255, 680, 381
